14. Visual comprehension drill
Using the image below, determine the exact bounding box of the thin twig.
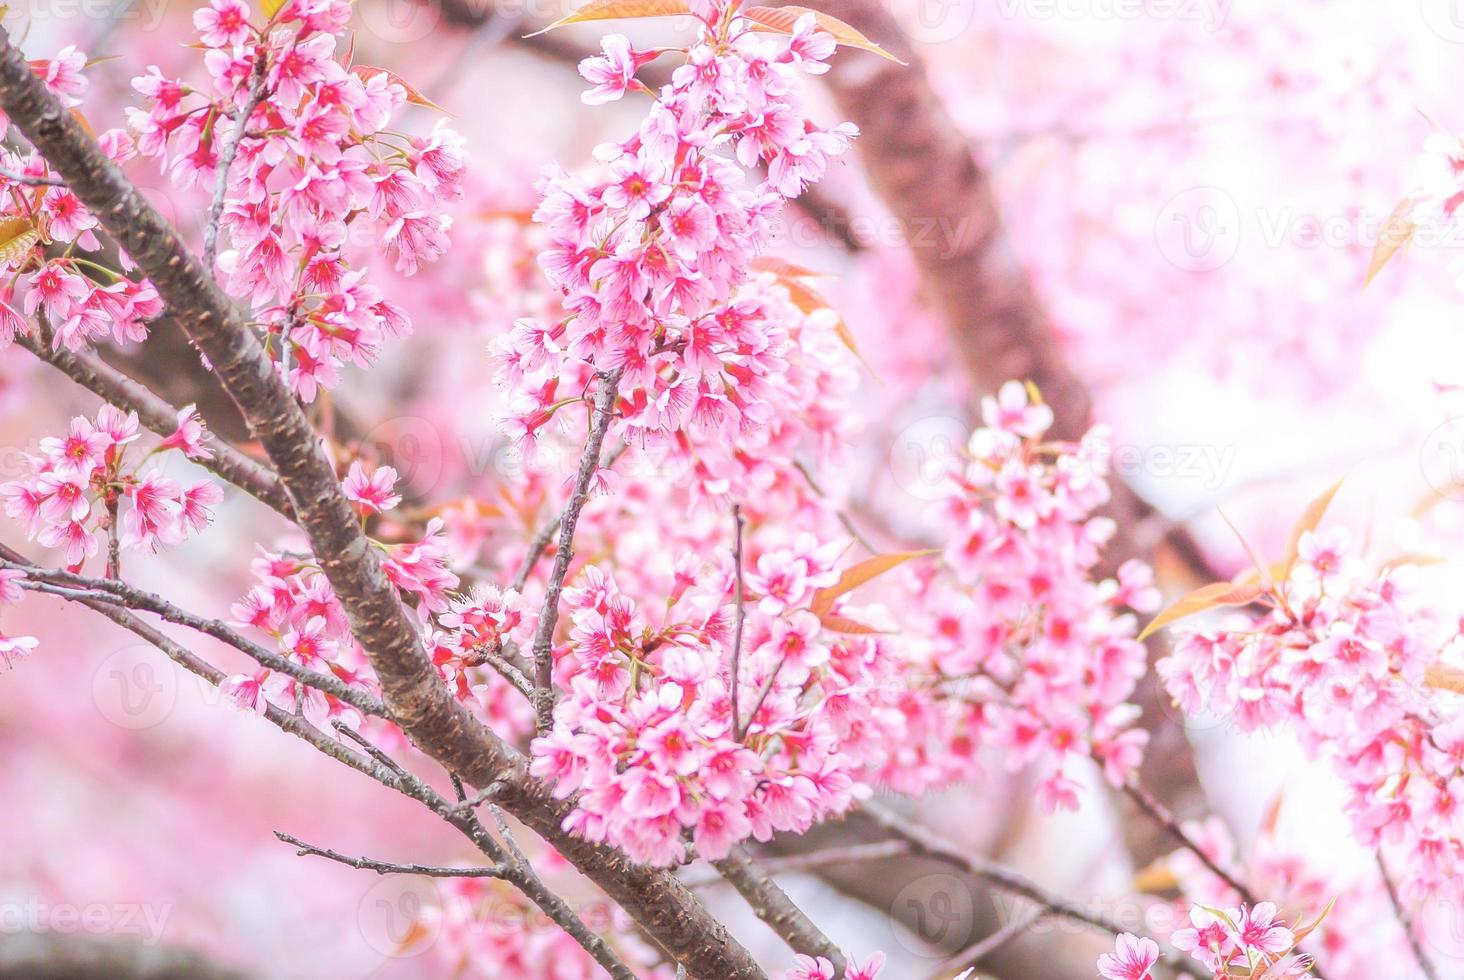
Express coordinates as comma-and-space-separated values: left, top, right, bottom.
275, 832, 510, 878
736, 655, 786, 742
681, 840, 910, 888
931, 910, 1047, 980
1378, 853, 1439, 980
728, 503, 747, 739
203, 54, 267, 272
0, 164, 62, 186
510, 441, 627, 593
1122, 782, 1256, 906
529, 369, 624, 732
861, 800, 1186, 971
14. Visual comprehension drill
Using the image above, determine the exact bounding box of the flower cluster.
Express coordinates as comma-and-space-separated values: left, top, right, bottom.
896, 382, 1156, 809
2, 405, 221, 569
495, 3, 857, 485
1101, 902, 1309, 980
129, 0, 463, 401
0, 47, 162, 352
1156, 531, 1464, 899
530, 541, 911, 866
427, 583, 536, 736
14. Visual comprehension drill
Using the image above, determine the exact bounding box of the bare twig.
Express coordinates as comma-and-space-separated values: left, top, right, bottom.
511, 441, 627, 594
681, 841, 910, 888
0, 547, 386, 719
737, 655, 786, 742
275, 832, 511, 878
931, 910, 1048, 980
861, 800, 1180, 965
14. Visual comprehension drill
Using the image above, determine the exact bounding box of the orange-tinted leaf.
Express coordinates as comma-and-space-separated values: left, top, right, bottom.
810, 549, 938, 617
1218, 508, 1275, 591
1132, 859, 1179, 894
1231, 561, 1289, 589
353, 66, 446, 112
479, 207, 537, 224
1364, 197, 1415, 288
1380, 553, 1445, 574
1288, 896, 1337, 948
531, 0, 692, 34
741, 5, 905, 64
1426, 663, 1464, 695
819, 613, 892, 635
0, 217, 39, 269
776, 274, 873, 374
1283, 478, 1345, 571
69, 108, 96, 138
751, 255, 824, 279
1138, 581, 1265, 641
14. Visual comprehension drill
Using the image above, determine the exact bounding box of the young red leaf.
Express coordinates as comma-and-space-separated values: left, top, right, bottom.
740, 5, 906, 64
1137, 581, 1265, 641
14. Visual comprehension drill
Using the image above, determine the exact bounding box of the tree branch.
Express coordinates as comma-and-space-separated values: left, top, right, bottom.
714, 845, 845, 974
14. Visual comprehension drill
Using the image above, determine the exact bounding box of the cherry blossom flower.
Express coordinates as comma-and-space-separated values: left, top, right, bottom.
342, 461, 402, 517
1097, 932, 1159, 980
